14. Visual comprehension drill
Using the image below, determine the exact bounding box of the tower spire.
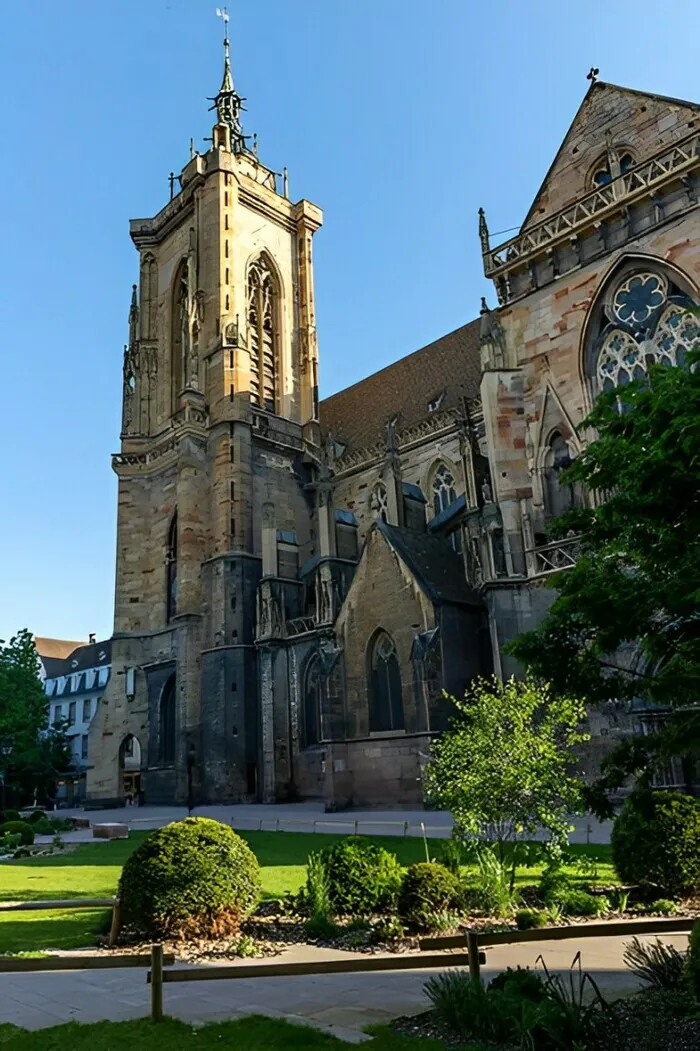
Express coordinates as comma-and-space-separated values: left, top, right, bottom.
210, 7, 249, 154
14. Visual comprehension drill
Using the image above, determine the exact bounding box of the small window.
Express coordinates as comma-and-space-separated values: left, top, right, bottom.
277, 543, 299, 579
592, 152, 634, 188
81, 735, 88, 760
53, 705, 64, 727
336, 521, 359, 560
432, 463, 457, 516
82, 698, 92, 722
68, 702, 77, 727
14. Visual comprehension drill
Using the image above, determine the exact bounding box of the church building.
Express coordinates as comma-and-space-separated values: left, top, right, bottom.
86, 30, 700, 806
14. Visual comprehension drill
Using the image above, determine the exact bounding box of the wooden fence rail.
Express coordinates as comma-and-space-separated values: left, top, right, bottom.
0, 898, 116, 912
419, 916, 697, 953
0, 953, 174, 973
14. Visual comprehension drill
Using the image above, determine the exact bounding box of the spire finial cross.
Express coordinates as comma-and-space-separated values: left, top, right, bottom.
587, 66, 600, 83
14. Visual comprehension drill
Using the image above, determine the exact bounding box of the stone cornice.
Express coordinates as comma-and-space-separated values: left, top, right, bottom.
484, 128, 700, 288
112, 405, 209, 476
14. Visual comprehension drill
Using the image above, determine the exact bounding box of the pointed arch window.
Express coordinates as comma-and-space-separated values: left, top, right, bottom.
247, 256, 279, 412
368, 631, 404, 733
303, 656, 322, 748
543, 433, 578, 519
159, 674, 176, 764
166, 513, 178, 622
171, 260, 188, 409
588, 266, 700, 398
432, 463, 457, 516
140, 253, 158, 341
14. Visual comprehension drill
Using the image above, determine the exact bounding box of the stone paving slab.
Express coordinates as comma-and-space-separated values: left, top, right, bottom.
0, 933, 690, 1040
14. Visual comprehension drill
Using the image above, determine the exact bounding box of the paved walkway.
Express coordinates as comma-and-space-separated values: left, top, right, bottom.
0, 932, 686, 1041
51, 802, 613, 844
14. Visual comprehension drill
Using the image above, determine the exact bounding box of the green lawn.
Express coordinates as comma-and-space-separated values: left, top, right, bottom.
0, 829, 616, 954
0, 1017, 447, 1051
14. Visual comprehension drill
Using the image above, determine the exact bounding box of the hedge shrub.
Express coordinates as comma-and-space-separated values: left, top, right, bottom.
562, 889, 609, 917
398, 862, 461, 930
27, 810, 47, 824
317, 836, 402, 916
515, 908, 548, 930
118, 817, 261, 939
0, 809, 20, 823
611, 790, 700, 897
0, 821, 34, 846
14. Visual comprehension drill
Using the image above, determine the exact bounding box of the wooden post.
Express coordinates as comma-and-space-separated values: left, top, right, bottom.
108, 899, 121, 948
151, 943, 164, 1022
467, 931, 481, 985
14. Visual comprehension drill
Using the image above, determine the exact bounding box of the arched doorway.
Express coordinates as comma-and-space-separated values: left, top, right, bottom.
119, 734, 143, 805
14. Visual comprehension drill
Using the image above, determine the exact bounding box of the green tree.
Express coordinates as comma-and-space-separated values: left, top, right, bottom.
424, 677, 588, 879
0, 630, 69, 805
508, 357, 700, 804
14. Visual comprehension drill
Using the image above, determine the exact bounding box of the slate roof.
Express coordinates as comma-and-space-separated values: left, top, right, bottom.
320, 319, 481, 452
43, 639, 112, 681
380, 522, 483, 608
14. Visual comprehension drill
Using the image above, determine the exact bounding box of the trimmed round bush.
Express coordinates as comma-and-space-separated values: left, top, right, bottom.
319, 836, 402, 916
398, 862, 461, 930
27, 810, 47, 824
0, 809, 21, 823
118, 817, 262, 939
0, 821, 34, 846
562, 889, 608, 917
516, 908, 548, 930
611, 790, 700, 897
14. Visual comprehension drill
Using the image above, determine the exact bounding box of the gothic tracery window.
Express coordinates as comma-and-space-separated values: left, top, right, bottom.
543, 433, 579, 520
432, 463, 457, 516
592, 152, 634, 188
591, 268, 699, 396
368, 631, 404, 733
247, 256, 279, 412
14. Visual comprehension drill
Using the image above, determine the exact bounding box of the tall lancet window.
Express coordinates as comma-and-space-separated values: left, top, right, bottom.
166, 513, 178, 622
247, 255, 279, 412
171, 260, 188, 410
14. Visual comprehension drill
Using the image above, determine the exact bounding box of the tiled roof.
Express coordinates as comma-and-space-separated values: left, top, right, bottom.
320, 319, 481, 452
380, 522, 483, 607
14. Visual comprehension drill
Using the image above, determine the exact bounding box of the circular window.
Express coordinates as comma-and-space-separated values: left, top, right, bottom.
612, 273, 667, 326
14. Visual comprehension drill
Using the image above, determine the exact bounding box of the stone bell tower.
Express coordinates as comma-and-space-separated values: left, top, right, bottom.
87, 14, 323, 806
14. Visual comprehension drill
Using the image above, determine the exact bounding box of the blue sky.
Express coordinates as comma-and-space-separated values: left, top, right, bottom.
1, 0, 697, 643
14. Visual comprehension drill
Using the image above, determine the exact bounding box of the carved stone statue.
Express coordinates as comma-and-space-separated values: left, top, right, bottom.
481, 479, 493, 504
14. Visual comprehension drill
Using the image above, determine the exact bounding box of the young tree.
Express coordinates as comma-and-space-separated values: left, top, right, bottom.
425, 677, 588, 878
508, 356, 700, 802
0, 630, 69, 805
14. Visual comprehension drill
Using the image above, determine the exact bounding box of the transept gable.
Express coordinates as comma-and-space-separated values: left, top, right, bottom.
521, 81, 700, 233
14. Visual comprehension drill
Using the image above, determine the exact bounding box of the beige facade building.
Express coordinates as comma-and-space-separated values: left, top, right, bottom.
86, 41, 700, 806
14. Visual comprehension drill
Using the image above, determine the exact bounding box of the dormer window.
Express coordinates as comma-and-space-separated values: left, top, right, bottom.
427, 392, 445, 413
71, 659, 79, 669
